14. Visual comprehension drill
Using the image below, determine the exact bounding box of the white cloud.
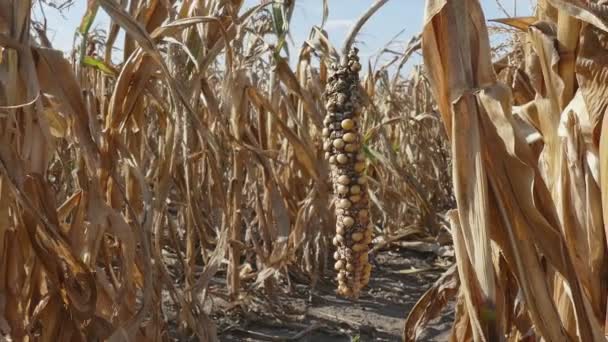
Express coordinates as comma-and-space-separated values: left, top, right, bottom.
324, 19, 354, 31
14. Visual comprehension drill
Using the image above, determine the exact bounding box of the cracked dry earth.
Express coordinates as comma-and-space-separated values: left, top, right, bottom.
212, 247, 455, 342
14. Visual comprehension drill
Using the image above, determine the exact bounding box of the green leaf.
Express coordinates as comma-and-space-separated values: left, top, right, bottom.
82, 56, 117, 76
362, 144, 377, 162
270, 0, 294, 58
78, 0, 100, 64
78, 0, 99, 35
271, 2, 285, 37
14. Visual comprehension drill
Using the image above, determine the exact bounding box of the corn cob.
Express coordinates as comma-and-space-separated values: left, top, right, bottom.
323, 48, 372, 298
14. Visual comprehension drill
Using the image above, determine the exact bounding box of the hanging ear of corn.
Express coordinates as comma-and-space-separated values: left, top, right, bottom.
0, 0, 461, 339
323, 48, 372, 298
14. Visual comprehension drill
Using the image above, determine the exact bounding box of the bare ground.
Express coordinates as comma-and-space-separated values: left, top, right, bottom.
208, 247, 455, 342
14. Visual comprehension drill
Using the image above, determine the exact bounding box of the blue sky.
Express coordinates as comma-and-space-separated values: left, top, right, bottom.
36, 0, 534, 68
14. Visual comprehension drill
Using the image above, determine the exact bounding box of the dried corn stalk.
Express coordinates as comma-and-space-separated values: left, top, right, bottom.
323, 48, 372, 298
405, 0, 608, 341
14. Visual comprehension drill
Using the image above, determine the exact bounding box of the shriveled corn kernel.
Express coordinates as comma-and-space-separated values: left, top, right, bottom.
343, 132, 357, 143
350, 185, 361, 194
341, 119, 355, 130
333, 138, 345, 149
336, 154, 349, 164
337, 185, 349, 195
337, 272, 346, 282
349, 195, 361, 203
332, 236, 341, 246
346, 263, 354, 272
334, 260, 345, 270
329, 156, 336, 164
356, 152, 365, 161
334, 251, 341, 260
337, 175, 350, 185
358, 210, 369, 220
357, 176, 367, 185
322, 128, 330, 137
342, 216, 355, 227
336, 199, 352, 209
335, 234, 345, 243
351, 232, 364, 242
352, 243, 367, 252
323, 141, 332, 151
342, 248, 353, 259
339, 285, 352, 296
359, 253, 368, 263
354, 162, 365, 172
344, 144, 357, 153
336, 225, 345, 235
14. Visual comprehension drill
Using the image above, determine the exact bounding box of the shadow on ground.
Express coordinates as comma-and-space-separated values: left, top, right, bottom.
213, 248, 454, 342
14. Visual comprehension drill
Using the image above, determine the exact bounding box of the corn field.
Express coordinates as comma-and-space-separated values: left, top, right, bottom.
0, 0, 607, 341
